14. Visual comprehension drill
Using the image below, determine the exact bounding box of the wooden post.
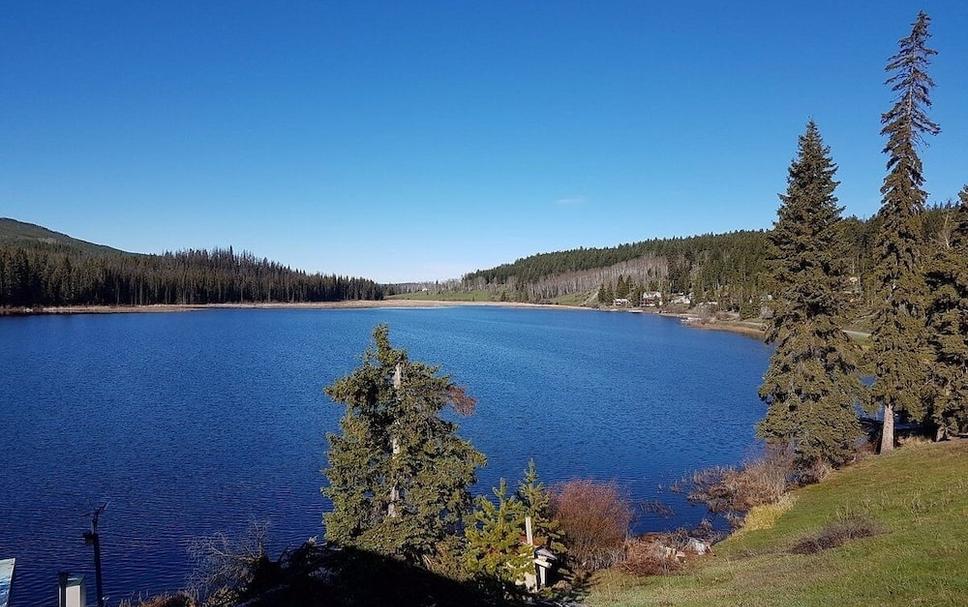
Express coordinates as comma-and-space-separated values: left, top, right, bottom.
389, 363, 402, 518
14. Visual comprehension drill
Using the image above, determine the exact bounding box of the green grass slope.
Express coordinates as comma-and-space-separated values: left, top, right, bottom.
0, 217, 126, 254
591, 441, 968, 607
388, 290, 501, 302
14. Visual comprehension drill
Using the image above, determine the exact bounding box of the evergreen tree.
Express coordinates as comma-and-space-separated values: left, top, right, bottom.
757, 122, 865, 470
515, 460, 565, 554
629, 284, 644, 308
323, 325, 486, 564
464, 479, 533, 587
597, 282, 609, 304
869, 11, 940, 452
614, 275, 629, 299
601, 283, 614, 305
924, 187, 968, 437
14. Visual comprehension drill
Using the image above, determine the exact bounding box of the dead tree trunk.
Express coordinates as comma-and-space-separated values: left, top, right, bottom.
880, 404, 894, 453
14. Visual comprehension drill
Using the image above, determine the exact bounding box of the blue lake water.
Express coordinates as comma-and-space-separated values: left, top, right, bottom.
0, 306, 770, 605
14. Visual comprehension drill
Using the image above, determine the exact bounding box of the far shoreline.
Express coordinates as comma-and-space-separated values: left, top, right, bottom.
0, 299, 596, 315
1, 299, 772, 340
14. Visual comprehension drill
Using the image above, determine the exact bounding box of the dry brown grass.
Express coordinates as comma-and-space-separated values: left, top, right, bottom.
683, 449, 792, 518
621, 538, 683, 577
737, 494, 797, 533
119, 594, 195, 607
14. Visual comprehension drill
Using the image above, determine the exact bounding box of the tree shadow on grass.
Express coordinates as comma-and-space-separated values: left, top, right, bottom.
236, 543, 575, 607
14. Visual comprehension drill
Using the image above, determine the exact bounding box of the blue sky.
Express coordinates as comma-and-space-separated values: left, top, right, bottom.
1, 1, 966, 282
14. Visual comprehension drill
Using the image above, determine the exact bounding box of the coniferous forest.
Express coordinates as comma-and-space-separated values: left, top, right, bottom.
0, 224, 383, 307
458, 207, 956, 309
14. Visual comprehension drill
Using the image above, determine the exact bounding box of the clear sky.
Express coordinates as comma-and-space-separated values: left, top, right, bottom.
2, 1, 966, 282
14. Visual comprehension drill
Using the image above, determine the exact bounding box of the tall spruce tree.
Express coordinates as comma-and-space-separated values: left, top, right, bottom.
323, 325, 485, 563
757, 121, 864, 470
869, 11, 940, 452
924, 187, 968, 437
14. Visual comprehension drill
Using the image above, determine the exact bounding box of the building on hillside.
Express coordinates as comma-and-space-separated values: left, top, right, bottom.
670, 293, 691, 306
641, 291, 663, 307
613, 298, 630, 307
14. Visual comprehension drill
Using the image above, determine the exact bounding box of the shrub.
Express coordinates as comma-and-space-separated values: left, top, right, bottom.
552, 480, 633, 571
682, 449, 792, 518
186, 521, 271, 605
790, 516, 884, 554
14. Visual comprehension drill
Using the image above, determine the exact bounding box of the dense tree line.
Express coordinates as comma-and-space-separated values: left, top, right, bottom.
0, 242, 383, 307
460, 210, 952, 309
464, 231, 770, 307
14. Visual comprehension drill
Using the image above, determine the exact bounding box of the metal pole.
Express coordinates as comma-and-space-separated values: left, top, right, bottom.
83, 504, 106, 607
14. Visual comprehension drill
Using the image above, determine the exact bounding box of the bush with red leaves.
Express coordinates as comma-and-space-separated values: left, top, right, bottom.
552, 479, 633, 570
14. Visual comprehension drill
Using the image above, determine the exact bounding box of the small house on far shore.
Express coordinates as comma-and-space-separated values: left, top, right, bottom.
641, 291, 663, 307
613, 298, 630, 307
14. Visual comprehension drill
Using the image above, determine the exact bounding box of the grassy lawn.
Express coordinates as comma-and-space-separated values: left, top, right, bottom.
387, 290, 501, 302
551, 290, 596, 306
589, 441, 968, 607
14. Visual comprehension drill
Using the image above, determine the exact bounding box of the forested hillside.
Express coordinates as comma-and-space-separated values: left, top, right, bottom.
457, 207, 955, 310
0, 217, 124, 254
0, 218, 383, 307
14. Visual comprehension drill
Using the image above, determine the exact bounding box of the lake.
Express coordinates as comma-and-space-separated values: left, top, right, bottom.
0, 306, 770, 605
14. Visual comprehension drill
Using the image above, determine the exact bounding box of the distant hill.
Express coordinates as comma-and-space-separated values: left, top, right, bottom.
0, 217, 127, 255
445, 206, 956, 311
0, 218, 383, 307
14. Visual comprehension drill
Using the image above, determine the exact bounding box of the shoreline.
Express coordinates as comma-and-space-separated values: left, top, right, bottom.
0, 299, 597, 316
1, 299, 770, 340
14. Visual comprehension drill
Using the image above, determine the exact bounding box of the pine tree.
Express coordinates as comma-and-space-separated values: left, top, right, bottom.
323, 325, 486, 563
516, 460, 565, 554
924, 187, 968, 437
614, 275, 628, 299
597, 283, 609, 304
464, 479, 533, 587
869, 11, 940, 452
757, 121, 865, 470
601, 283, 614, 305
